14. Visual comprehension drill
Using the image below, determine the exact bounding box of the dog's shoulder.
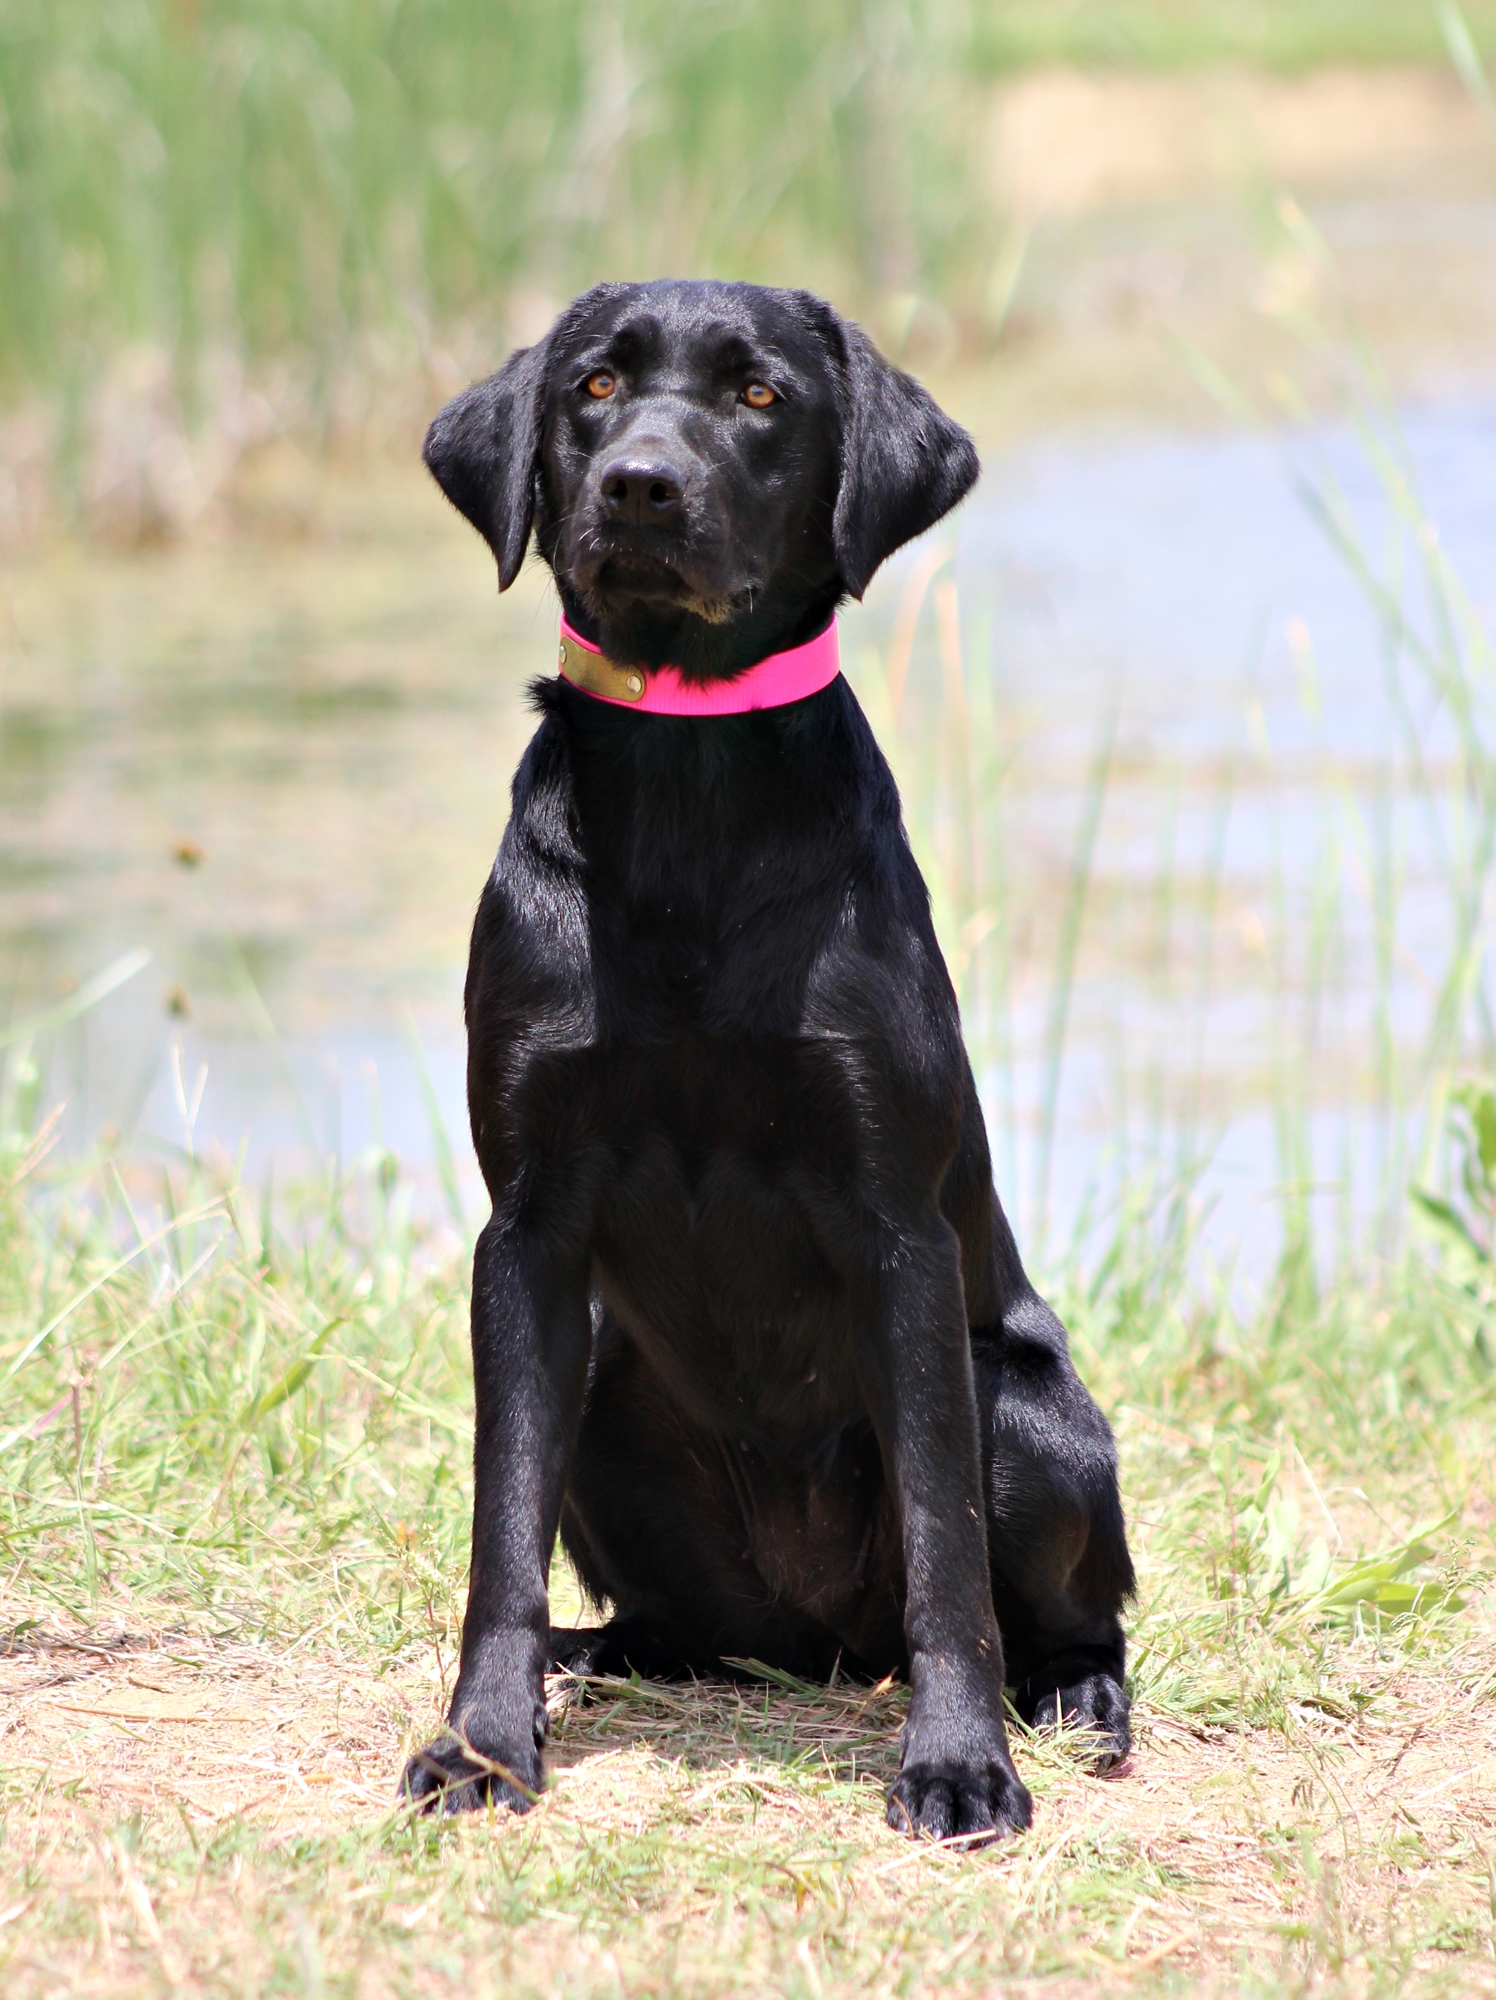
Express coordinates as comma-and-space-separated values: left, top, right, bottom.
466, 712, 591, 1018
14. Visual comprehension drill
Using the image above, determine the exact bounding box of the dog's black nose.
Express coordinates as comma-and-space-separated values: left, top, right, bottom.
600, 458, 684, 526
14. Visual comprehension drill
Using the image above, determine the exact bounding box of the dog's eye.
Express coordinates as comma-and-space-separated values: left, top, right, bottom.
743, 382, 777, 409
585, 371, 616, 400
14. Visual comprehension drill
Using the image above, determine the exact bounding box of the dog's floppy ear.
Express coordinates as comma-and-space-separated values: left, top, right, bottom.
815, 307, 979, 601
423, 339, 552, 590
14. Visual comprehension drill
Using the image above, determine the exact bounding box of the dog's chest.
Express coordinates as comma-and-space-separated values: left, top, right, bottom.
584, 847, 843, 1043
587, 1029, 859, 1247
576, 1033, 870, 1421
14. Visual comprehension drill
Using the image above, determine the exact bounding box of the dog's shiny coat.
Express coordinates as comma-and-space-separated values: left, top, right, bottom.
402, 281, 1134, 1842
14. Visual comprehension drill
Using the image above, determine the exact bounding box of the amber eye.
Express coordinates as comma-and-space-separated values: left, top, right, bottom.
743, 382, 777, 409
585, 371, 616, 400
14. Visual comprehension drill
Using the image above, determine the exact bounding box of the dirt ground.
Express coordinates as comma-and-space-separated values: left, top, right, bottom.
3, 1612, 1494, 1998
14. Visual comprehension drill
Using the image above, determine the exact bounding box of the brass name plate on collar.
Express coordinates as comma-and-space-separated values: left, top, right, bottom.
558, 635, 646, 703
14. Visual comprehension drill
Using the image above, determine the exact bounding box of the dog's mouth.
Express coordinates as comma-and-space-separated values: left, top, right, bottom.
565, 530, 749, 628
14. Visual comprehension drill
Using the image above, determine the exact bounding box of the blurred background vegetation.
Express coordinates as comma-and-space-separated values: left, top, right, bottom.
4, 0, 1496, 526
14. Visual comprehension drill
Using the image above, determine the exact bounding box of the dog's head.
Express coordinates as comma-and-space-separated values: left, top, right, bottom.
424, 280, 977, 676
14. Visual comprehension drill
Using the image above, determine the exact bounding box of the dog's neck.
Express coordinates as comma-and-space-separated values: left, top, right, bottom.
554, 578, 843, 684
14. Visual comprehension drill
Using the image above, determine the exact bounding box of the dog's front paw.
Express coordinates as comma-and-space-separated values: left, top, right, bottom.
399, 1732, 542, 1817
886, 1757, 1032, 1846
1024, 1672, 1131, 1771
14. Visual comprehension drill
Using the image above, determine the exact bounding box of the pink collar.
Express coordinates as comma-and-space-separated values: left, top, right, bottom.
557, 615, 840, 715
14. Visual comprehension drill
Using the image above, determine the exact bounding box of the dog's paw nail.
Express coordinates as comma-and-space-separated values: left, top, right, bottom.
1024, 1674, 1131, 1771
887, 1761, 1032, 1847
399, 1740, 539, 1817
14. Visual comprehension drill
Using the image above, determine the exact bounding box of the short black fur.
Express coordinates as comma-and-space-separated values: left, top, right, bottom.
404, 280, 1134, 1844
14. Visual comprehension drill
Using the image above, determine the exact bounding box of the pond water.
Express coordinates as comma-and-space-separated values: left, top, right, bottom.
949, 391, 1496, 1274
4, 384, 1495, 1281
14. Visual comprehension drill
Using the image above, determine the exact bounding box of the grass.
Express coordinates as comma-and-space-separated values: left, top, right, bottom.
1, 1085, 1494, 1995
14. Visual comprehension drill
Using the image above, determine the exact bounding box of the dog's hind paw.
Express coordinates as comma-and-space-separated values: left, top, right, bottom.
885, 1759, 1033, 1847
1023, 1672, 1131, 1771
399, 1734, 541, 1816
547, 1625, 608, 1676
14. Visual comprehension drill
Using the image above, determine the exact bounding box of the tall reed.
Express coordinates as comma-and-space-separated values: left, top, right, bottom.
0, 1, 990, 418
4, 2, 1494, 435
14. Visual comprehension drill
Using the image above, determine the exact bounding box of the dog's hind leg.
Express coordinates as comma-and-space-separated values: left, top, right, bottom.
546, 1616, 721, 1680
940, 1083, 1134, 1772
971, 1289, 1135, 1769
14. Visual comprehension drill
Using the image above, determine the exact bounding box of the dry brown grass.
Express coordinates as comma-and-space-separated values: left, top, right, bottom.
4, 1593, 1494, 2000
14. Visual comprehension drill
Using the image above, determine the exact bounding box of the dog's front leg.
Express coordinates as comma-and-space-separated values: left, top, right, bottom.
401, 1217, 591, 1814
863, 1217, 1033, 1843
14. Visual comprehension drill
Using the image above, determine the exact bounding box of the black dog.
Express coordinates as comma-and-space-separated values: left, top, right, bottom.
402, 280, 1134, 1843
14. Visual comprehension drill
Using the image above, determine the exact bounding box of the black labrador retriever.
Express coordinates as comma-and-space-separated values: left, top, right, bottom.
402, 280, 1134, 1843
